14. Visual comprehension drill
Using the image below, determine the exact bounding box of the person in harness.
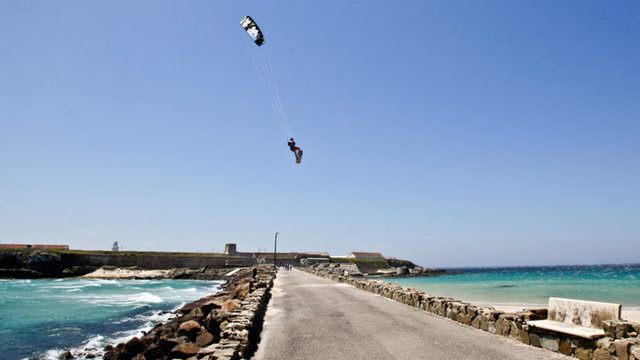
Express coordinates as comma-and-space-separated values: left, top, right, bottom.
287, 138, 303, 164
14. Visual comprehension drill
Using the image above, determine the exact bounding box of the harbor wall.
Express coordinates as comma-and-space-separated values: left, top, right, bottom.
60, 253, 256, 269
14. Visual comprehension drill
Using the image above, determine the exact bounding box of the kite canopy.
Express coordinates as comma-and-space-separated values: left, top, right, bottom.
240, 15, 265, 46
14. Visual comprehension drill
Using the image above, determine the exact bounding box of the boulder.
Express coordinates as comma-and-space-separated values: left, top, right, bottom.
178, 320, 202, 338
169, 342, 200, 359
141, 344, 165, 360
58, 351, 74, 360
221, 299, 241, 313
230, 281, 252, 299
196, 330, 215, 347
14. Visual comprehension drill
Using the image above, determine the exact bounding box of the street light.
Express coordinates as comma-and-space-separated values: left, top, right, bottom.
273, 232, 279, 268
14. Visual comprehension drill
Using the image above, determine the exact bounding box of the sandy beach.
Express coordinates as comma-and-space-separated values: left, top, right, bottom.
82, 268, 171, 279
487, 304, 640, 323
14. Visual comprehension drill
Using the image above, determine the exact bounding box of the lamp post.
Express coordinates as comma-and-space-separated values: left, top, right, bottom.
273, 232, 279, 268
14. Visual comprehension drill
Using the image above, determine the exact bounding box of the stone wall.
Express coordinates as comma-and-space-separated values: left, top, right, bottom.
303, 267, 640, 360
61, 253, 256, 270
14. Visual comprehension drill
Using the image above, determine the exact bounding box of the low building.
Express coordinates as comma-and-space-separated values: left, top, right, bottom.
348, 252, 386, 261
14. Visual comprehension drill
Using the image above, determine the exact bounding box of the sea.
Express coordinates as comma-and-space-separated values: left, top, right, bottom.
0, 278, 222, 360
387, 264, 640, 309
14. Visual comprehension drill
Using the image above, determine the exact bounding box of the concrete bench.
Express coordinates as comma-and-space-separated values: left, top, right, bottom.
527, 297, 621, 339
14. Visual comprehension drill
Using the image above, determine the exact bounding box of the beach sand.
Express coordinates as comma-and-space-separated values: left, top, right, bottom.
82, 268, 171, 279
487, 304, 640, 323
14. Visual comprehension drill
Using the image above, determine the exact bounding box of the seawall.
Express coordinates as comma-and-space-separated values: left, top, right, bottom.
0, 249, 258, 278
60, 253, 255, 269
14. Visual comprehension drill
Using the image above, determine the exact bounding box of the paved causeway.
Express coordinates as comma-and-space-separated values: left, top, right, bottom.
252, 269, 568, 360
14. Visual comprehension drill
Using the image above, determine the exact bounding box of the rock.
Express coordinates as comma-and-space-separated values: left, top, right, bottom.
614, 339, 633, 360
495, 317, 506, 335
470, 316, 481, 329
559, 339, 572, 356
169, 342, 200, 359
58, 351, 74, 360
604, 320, 637, 339
509, 322, 520, 339
519, 329, 530, 345
231, 281, 252, 299
221, 299, 241, 313
523, 308, 548, 321
594, 348, 613, 360
575, 347, 593, 360
142, 344, 165, 360
631, 345, 640, 359
178, 320, 202, 338
541, 335, 560, 352
206, 310, 230, 337
487, 321, 496, 334
196, 330, 215, 347
529, 333, 542, 348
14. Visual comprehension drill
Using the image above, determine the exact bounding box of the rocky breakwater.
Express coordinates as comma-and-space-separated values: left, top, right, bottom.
102, 267, 275, 360
302, 266, 640, 360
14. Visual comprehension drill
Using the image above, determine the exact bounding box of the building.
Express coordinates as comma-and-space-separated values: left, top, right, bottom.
223, 243, 238, 255
348, 252, 386, 261
112, 242, 120, 252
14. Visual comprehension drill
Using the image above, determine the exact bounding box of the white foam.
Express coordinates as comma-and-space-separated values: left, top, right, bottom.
135, 292, 163, 304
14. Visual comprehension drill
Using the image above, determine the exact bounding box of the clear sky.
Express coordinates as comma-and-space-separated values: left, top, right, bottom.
1, 1, 639, 267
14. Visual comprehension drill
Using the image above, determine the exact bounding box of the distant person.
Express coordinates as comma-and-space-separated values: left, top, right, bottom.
287, 138, 303, 164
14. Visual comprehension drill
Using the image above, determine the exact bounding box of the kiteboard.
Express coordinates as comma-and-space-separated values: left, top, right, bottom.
295, 149, 303, 164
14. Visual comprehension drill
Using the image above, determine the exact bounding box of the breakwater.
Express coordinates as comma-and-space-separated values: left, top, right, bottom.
102, 266, 275, 360
303, 266, 640, 360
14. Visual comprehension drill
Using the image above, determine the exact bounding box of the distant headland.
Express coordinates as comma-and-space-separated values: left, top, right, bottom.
0, 243, 444, 279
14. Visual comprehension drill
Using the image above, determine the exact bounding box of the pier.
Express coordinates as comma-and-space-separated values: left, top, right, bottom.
252, 269, 568, 360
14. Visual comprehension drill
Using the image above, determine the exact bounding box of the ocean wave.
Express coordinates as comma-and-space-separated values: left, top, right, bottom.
136, 292, 163, 304
92, 279, 121, 286
49, 283, 102, 290
42, 309, 176, 360
75, 292, 163, 306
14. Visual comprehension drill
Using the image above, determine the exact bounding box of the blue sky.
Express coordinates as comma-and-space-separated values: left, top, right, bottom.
1, 1, 639, 267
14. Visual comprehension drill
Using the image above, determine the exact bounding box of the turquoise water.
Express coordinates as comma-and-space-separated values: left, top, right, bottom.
0, 278, 222, 360
388, 264, 640, 309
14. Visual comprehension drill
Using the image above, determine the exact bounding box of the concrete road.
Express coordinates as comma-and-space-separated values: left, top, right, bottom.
252, 269, 568, 360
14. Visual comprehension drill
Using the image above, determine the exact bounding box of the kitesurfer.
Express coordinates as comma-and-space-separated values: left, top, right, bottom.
288, 138, 303, 163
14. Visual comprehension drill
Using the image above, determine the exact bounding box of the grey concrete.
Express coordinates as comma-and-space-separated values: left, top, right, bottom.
253, 269, 569, 360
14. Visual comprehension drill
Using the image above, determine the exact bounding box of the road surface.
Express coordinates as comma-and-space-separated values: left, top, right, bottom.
252, 269, 567, 360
